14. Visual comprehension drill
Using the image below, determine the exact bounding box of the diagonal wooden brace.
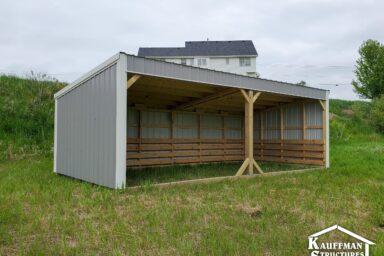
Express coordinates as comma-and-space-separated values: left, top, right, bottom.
127, 75, 141, 89
236, 158, 250, 176
253, 159, 264, 174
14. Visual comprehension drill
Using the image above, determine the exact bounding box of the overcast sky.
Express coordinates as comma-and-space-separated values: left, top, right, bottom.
1, 0, 383, 100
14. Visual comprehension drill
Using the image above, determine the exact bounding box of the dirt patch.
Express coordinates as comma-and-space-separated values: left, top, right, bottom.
237, 204, 262, 218
329, 112, 337, 120
342, 109, 354, 116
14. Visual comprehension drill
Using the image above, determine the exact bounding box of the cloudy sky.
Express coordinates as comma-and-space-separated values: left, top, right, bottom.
1, 0, 383, 100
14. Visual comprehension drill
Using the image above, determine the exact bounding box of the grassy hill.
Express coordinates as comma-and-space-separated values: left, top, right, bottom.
0, 75, 65, 160
0, 75, 383, 255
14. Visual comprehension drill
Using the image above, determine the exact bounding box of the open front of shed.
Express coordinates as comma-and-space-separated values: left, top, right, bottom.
53, 53, 330, 189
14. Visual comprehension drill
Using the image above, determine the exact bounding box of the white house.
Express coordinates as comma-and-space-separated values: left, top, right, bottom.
138, 40, 258, 77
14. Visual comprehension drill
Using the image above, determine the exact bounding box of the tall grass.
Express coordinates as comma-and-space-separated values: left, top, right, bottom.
329, 99, 378, 141
0, 75, 65, 160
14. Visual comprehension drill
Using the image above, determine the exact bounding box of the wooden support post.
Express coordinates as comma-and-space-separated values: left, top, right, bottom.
171, 111, 175, 165
247, 90, 254, 175
302, 103, 306, 161
222, 116, 225, 161
302, 103, 306, 139
127, 75, 141, 89
138, 109, 142, 167
321, 100, 326, 165
243, 92, 250, 171
260, 111, 264, 159
237, 90, 264, 176
280, 106, 284, 159
198, 113, 202, 164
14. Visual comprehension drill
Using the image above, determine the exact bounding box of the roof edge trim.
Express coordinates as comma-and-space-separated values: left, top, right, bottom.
54, 53, 121, 99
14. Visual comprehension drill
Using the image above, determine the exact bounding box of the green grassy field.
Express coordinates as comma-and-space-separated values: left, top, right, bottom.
0, 75, 383, 255
1, 136, 383, 255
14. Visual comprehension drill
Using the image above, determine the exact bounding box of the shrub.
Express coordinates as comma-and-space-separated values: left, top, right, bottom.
371, 95, 384, 133
351, 101, 371, 121
330, 119, 351, 142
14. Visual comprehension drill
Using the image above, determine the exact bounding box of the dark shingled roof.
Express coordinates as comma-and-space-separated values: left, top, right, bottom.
138, 40, 258, 57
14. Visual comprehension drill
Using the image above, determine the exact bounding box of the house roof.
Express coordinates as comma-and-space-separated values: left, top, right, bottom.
138, 40, 258, 57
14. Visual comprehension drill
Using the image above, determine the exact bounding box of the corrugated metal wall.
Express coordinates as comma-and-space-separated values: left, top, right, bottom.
127, 109, 243, 167
284, 104, 303, 140
254, 101, 325, 166
127, 101, 325, 167
56, 64, 117, 188
127, 109, 243, 140
263, 109, 281, 140
305, 101, 323, 140
256, 102, 323, 140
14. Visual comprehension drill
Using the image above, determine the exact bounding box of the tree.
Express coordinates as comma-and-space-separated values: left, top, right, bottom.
352, 39, 384, 99
297, 80, 306, 86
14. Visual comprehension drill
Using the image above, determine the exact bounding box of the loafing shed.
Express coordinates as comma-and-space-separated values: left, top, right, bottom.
54, 52, 330, 189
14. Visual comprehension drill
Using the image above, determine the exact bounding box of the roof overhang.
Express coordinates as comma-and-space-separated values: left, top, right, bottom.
125, 53, 328, 100
55, 52, 328, 101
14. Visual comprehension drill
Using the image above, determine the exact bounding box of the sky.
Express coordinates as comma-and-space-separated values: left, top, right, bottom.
0, 0, 383, 100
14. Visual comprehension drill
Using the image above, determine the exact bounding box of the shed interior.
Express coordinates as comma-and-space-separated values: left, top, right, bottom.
126, 74, 325, 172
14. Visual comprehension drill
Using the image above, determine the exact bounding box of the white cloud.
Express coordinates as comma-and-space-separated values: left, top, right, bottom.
0, 0, 383, 99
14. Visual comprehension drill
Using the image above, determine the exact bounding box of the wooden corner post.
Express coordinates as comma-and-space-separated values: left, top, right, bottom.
236, 89, 263, 176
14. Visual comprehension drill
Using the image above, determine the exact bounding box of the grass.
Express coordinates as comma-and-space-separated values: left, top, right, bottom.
1, 135, 383, 255
126, 162, 312, 186
0, 75, 65, 160
0, 75, 383, 254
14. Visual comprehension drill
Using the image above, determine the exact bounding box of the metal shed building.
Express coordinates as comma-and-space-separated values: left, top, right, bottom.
54, 52, 330, 189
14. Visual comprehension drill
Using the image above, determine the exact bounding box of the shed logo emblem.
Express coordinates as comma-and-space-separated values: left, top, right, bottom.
308, 225, 375, 256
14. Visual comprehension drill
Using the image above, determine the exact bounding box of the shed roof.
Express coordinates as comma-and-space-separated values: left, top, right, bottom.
138, 40, 258, 57
55, 53, 328, 101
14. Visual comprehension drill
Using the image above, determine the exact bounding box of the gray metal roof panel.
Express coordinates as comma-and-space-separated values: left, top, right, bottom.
124, 53, 328, 100
55, 52, 328, 101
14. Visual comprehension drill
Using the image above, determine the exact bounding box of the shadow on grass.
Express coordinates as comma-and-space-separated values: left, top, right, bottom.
126, 161, 313, 187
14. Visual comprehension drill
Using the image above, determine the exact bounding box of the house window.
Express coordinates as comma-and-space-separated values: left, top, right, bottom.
226, 58, 230, 65
197, 58, 207, 66
181, 59, 187, 65
189, 59, 194, 66
239, 57, 251, 67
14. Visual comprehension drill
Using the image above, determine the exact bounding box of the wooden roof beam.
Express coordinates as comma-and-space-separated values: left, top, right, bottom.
127, 75, 141, 89
174, 88, 239, 110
